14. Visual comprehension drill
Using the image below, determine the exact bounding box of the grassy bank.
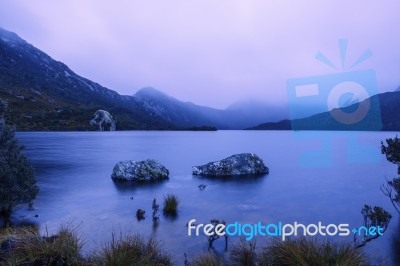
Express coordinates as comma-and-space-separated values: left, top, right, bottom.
0, 225, 373, 266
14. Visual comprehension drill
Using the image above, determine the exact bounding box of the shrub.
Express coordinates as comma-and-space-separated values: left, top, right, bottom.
2, 224, 83, 265
354, 205, 392, 248
258, 237, 369, 266
381, 177, 400, 214
99, 233, 172, 265
163, 194, 179, 215
381, 136, 400, 174
191, 251, 222, 266
229, 238, 257, 266
381, 136, 400, 214
0, 226, 38, 263
0, 101, 39, 227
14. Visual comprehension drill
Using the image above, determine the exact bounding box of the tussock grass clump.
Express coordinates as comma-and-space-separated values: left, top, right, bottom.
2, 224, 83, 265
258, 237, 369, 266
0, 226, 38, 263
163, 194, 179, 215
229, 238, 257, 266
98, 233, 172, 265
191, 251, 222, 266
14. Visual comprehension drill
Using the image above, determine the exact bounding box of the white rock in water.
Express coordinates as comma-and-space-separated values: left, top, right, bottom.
90, 109, 116, 131
192, 153, 269, 176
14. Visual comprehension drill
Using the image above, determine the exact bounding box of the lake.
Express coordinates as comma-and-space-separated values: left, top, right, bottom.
14, 130, 400, 264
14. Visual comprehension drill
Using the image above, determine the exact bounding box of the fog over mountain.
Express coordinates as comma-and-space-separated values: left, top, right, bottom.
134, 87, 288, 129
2, 1, 400, 109
0, 27, 287, 130
2, 27, 400, 131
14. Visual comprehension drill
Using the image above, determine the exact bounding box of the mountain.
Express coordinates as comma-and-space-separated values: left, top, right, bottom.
0, 27, 173, 130
134, 87, 228, 128
134, 88, 288, 129
0, 28, 288, 131
5, 27, 399, 132
248, 91, 400, 131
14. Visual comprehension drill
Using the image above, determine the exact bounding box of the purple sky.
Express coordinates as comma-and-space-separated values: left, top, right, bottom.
1, 1, 400, 108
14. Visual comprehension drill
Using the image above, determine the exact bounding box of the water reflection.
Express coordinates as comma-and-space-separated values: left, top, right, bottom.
163, 212, 179, 222
112, 179, 167, 192
0, 215, 39, 230
192, 173, 267, 184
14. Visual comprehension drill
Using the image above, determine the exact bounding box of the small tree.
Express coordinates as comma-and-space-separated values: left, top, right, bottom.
381, 178, 400, 214
0, 101, 39, 227
381, 136, 400, 214
207, 219, 228, 251
354, 205, 392, 249
381, 136, 400, 174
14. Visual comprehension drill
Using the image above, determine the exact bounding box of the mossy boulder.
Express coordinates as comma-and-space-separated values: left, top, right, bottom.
111, 159, 169, 182
192, 153, 268, 176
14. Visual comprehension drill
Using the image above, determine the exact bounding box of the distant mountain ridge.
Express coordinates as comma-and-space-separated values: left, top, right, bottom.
134, 87, 287, 129
0, 27, 287, 130
248, 91, 400, 131
134, 87, 227, 128
2, 27, 399, 131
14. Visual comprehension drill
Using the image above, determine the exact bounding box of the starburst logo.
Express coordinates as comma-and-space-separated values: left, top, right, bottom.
315, 39, 372, 70
286, 39, 382, 168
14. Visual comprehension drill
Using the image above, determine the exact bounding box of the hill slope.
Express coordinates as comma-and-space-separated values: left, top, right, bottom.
134, 87, 228, 128
0, 27, 172, 130
0, 28, 288, 130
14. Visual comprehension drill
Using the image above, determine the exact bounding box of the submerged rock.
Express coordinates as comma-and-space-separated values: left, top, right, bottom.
192, 153, 269, 176
111, 159, 169, 182
136, 209, 145, 220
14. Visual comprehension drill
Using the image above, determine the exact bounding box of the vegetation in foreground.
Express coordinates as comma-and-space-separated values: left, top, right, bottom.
190, 237, 369, 266
229, 238, 257, 266
258, 238, 368, 266
0, 226, 374, 266
0, 226, 172, 266
0, 225, 83, 265
190, 251, 223, 266
94, 233, 172, 266
0, 101, 39, 227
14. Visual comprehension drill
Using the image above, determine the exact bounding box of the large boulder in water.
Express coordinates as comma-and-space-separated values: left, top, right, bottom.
192, 153, 269, 176
111, 159, 169, 182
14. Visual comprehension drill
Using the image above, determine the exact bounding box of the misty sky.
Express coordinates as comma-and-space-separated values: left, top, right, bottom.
1, 0, 400, 109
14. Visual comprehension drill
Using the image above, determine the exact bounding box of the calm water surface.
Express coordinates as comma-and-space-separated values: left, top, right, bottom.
14, 131, 400, 264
